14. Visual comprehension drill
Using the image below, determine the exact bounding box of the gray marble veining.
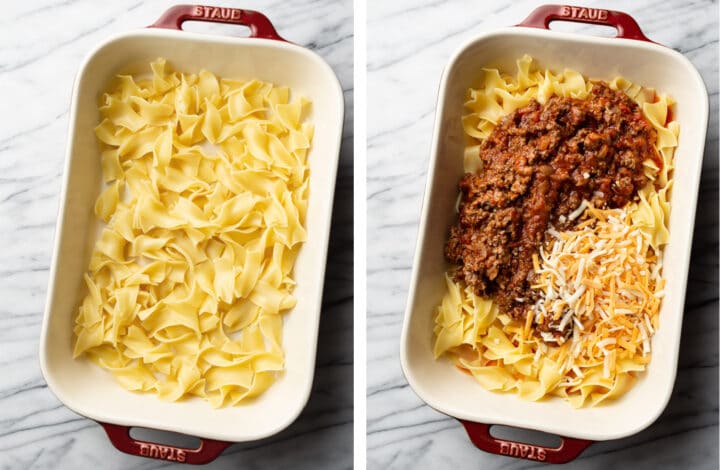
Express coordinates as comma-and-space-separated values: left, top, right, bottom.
0, 1, 353, 468
367, 0, 718, 468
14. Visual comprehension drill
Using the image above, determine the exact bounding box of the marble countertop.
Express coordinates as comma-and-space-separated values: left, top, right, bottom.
0, 1, 353, 468
367, 0, 718, 468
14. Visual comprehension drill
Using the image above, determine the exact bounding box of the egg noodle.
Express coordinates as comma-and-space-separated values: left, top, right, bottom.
434, 55, 678, 407
73, 59, 313, 407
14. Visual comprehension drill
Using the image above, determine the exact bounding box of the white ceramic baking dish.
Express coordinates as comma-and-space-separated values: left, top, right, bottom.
400, 4, 708, 464
39, 5, 343, 465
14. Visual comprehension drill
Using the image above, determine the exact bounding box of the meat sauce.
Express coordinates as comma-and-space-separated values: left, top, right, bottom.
445, 82, 659, 328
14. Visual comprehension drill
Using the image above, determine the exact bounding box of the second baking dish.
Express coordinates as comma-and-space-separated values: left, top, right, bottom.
401, 4, 708, 464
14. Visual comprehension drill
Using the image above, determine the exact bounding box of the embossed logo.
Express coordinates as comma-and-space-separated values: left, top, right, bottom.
499, 441, 547, 461
138, 443, 187, 462
560, 6, 609, 21
192, 6, 242, 21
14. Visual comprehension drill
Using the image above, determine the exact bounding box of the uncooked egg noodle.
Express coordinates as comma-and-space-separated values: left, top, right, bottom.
73, 58, 314, 407
435, 55, 678, 407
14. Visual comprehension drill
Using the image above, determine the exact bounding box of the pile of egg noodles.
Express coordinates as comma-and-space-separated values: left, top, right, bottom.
434, 55, 678, 407
73, 58, 314, 407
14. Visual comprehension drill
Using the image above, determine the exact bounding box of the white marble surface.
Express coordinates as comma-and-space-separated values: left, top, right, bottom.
0, 1, 352, 468
367, 0, 718, 468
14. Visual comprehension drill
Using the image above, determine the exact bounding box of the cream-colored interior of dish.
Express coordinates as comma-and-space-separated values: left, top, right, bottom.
433, 55, 678, 408
73, 58, 314, 407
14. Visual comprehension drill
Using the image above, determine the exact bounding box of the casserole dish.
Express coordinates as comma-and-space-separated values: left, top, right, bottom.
400, 4, 708, 464
39, 4, 343, 464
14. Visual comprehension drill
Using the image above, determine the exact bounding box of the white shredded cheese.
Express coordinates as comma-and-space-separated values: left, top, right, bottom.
567, 200, 589, 221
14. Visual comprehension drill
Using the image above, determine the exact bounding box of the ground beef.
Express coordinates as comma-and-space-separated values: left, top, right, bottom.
445, 82, 659, 322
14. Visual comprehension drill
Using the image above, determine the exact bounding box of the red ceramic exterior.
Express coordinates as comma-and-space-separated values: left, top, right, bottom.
149, 4, 286, 42
517, 4, 655, 43
456, 4, 663, 464
460, 421, 593, 464
100, 422, 232, 465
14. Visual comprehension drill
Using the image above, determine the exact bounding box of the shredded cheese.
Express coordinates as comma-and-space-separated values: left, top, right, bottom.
532, 206, 662, 373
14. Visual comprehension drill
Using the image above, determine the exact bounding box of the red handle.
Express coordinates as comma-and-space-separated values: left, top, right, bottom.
149, 4, 286, 41
459, 420, 593, 464
99, 422, 232, 465
517, 4, 655, 43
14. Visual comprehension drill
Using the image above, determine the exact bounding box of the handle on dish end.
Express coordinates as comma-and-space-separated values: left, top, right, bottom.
459, 421, 593, 464
99, 422, 232, 465
517, 4, 654, 43
150, 4, 286, 41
